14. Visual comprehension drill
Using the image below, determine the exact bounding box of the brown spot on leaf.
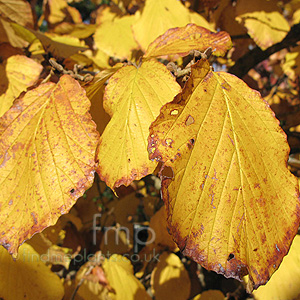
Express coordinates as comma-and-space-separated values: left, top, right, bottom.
185, 115, 195, 126
227, 253, 235, 261
160, 165, 174, 179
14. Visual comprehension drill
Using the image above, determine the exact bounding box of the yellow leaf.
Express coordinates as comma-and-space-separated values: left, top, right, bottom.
26, 232, 53, 256
45, 32, 86, 47
151, 252, 191, 300
96, 60, 181, 190
0, 55, 43, 117
252, 235, 300, 300
90, 48, 111, 69
143, 206, 178, 253
282, 46, 300, 81
103, 254, 151, 300
94, 15, 139, 60
43, 0, 82, 26
144, 24, 232, 59
293, 8, 300, 24
236, 11, 289, 50
0, 0, 34, 28
148, 59, 300, 289
0, 243, 64, 300
0, 17, 29, 48
95, 5, 123, 24
132, 0, 210, 51
85, 66, 122, 135
54, 23, 97, 39
12, 23, 88, 60
0, 75, 99, 255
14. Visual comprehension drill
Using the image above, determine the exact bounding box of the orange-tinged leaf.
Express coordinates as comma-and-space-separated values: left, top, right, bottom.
0, 75, 99, 255
148, 59, 300, 289
151, 252, 191, 300
132, 0, 211, 52
236, 11, 289, 50
96, 60, 181, 190
102, 254, 151, 300
145, 24, 231, 59
94, 15, 139, 60
252, 235, 300, 300
0, 243, 64, 300
0, 55, 43, 117
0, 0, 34, 28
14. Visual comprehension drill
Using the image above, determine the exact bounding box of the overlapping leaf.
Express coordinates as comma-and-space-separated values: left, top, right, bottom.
0, 75, 99, 255
0, 55, 43, 117
151, 252, 191, 300
0, 244, 64, 300
103, 254, 151, 300
252, 235, 300, 300
94, 15, 139, 60
0, 0, 34, 28
236, 11, 289, 50
144, 24, 232, 59
12, 24, 88, 60
96, 60, 181, 190
132, 0, 211, 51
148, 59, 300, 289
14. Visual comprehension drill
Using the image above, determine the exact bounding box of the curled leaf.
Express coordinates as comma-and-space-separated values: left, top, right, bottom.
144, 24, 232, 59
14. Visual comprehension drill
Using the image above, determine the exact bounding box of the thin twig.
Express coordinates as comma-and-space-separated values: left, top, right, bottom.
70, 265, 94, 300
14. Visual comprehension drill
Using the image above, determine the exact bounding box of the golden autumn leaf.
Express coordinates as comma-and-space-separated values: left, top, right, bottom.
0, 75, 99, 255
144, 24, 232, 59
148, 59, 300, 289
11, 23, 88, 61
282, 46, 300, 81
236, 11, 289, 50
44, 0, 69, 25
54, 23, 97, 39
139, 205, 178, 256
94, 14, 139, 60
0, 0, 34, 28
0, 17, 29, 48
252, 235, 300, 300
95, 5, 123, 24
132, 0, 211, 51
102, 254, 151, 300
0, 55, 43, 117
74, 260, 111, 300
85, 65, 122, 135
151, 252, 191, 300
44, 0, 82, 26
96, 60, 181, 190
0, 243, 64, 300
